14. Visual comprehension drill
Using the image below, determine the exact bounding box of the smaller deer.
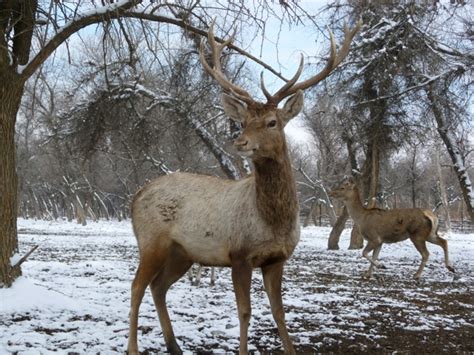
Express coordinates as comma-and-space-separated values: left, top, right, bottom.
329, 178, 455, 279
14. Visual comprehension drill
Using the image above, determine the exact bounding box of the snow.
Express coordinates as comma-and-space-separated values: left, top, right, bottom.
0, 278, 87, 314
0, 219, 473, 353
9, 253, 21, 268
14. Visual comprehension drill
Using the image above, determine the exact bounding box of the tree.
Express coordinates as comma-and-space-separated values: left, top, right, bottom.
426, 82, 474, 223
311, 0, 473, 249
0, 0, 306, 287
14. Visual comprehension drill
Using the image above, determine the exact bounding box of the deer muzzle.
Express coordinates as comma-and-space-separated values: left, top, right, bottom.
234, 135, 258, 157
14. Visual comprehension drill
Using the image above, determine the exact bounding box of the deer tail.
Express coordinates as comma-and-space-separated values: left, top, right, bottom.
422, 210, 439, 240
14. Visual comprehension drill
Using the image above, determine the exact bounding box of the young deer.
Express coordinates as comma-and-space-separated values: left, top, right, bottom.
330, 178, 455, 280
127, 22, 360, 355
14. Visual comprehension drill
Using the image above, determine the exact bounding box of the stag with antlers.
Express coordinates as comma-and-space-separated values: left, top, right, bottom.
127, 21, 360, 355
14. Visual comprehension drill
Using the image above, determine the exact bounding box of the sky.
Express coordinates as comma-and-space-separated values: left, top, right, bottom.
40, 1, 331, 146
243, 0, 329, 144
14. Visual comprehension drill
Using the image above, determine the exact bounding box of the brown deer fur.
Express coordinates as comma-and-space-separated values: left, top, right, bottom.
127, 93, 303, 355
128, 21, 360, 355
330, 178, 454, 280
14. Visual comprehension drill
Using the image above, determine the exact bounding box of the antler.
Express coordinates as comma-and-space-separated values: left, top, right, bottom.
261, 21, 362, 106
200, 20, 361, 108
199, 21, 259, 107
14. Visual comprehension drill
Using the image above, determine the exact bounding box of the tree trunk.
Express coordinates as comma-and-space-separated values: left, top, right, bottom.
303, 200, 317, 227
0, 71, 25, 287
328, 206, 349, 250
328, 131, 358, 250
411, 146, 417, 208
349, 142, 380, 250
427, 86, 474, 223
435, 146, 452, 232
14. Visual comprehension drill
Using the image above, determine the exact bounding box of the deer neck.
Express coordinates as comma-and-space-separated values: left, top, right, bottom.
344, 187, 367, 222
253, 145, 298, 233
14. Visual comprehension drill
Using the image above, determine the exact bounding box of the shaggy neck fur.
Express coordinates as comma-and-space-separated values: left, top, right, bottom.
253, 142, 298, 234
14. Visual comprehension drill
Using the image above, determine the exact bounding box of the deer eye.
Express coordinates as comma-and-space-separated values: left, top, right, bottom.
267, 119, 277, 128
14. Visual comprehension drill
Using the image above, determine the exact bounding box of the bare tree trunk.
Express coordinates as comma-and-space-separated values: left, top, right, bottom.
0, 72, 25, 287
411, 145, 417, 208
328, 207, 349, 250
328, 132, 357, 250
435, 146, 452, 232
349, 143, 380, 250
427, 86, 474, 223
303, 201, 317, 227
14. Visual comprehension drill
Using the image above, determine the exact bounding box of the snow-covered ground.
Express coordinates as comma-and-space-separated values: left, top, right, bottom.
1, 219, 473, 353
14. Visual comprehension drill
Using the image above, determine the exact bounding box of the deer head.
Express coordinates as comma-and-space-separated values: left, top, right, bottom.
329, 177, 357, 200
199, 21, 361, 162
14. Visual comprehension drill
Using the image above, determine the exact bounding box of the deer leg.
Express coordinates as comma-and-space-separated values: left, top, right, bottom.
262, 261, 295, 355
411, 238, 430, 280
193, 264, 203, 286
128, 250, 168, 355
231, 258, 253, 355
210, 267, 216, 286
150, 243, 192, 355
365, 244, 383, 279
428, 235, 455, 273
187, 265, 194, 282
362, 242, 382, 278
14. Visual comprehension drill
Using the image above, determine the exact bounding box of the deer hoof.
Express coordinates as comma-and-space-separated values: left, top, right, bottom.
447, 265, 455, 273
377, 263, 386, 269
362, 271, 372, 280
167, 342, 183, 355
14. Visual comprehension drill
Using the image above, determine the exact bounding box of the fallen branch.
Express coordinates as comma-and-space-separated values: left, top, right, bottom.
12, 245, 39, 269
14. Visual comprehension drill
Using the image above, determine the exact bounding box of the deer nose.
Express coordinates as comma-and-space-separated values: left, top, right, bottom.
234, 136, 248, 149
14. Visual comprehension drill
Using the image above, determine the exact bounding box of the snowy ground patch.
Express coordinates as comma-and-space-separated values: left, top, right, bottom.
1, 219, 473, 353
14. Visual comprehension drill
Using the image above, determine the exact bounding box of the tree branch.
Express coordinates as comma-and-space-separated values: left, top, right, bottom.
11, 245, 39, 269
353, 66, 465, 107
123, 11, 288, 82
19, 0, 141, 80
20, 3, 288, 83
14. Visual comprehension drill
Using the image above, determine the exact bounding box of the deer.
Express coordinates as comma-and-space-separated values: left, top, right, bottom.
127, 21, 360, 355
329, 177, 455, 280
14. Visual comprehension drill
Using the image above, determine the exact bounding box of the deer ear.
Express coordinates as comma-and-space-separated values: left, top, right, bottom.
281, 90, 304, 124
222, 94, 247, 122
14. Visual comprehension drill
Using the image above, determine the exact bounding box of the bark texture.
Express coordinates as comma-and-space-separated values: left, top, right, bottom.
0, 70, 24, 287
427, 86, 474, 223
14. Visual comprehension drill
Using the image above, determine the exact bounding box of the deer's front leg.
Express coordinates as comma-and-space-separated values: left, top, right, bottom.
364, 244, 383, 279
262, 261, 296, 355
362, 242, 384, 279
231, 258, 253, 355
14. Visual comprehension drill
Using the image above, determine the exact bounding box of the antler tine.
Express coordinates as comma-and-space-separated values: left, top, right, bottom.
269, 21, 361, 105
332, 21, 362, 68
260, 72, 273, 102
267, 54, 305, 105
199, 20, 256, 106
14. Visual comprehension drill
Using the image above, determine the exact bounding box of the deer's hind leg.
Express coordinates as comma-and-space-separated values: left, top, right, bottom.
149, 242, 192, 355
411, 237, 430, 280
128, 238, 171, 355
428, 234, 455, 273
